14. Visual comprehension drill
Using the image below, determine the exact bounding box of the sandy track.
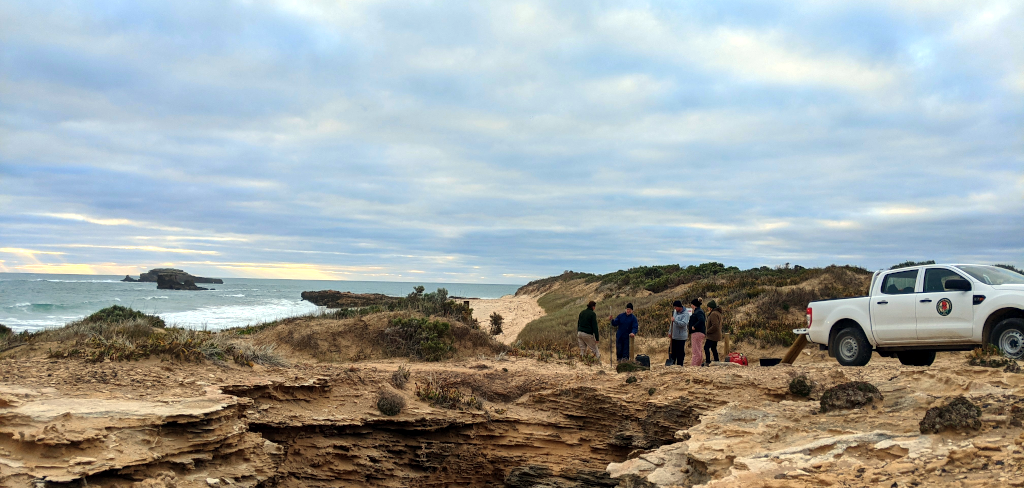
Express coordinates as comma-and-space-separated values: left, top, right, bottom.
468, 294, 545, 344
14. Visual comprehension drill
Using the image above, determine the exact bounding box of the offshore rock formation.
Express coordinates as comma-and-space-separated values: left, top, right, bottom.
300, 290, 394, 308
157, 274, 209, 291
124, 268, 223, 284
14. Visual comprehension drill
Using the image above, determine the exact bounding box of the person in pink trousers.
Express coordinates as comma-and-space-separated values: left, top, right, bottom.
687, 298, 707, 366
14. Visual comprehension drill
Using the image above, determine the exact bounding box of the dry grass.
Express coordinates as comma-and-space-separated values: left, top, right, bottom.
415, 373, 483, 410
391, 364, 411, 389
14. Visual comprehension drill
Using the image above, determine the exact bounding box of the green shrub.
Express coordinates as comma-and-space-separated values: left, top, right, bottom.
626, 376, 637, 384
376, 390, 406, 416
384, 317, 455, 361
489, 312, 504, 336
83, 305, 166, 328
0, 323, 11, 337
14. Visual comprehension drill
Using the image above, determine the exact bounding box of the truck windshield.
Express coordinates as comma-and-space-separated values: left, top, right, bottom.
955, 265, 1024, 285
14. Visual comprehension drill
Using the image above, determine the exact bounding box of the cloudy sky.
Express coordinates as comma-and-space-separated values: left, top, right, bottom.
1, 0, 1021, 283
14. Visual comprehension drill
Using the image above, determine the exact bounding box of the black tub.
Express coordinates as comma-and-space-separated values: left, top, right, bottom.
759, 358, 782, 367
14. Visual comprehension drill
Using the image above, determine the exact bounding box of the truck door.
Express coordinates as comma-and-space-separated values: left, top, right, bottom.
915, 267, 974, 340
870, 269, 920, 343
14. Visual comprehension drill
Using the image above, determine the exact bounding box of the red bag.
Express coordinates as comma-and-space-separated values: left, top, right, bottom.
726, 352, 748, 366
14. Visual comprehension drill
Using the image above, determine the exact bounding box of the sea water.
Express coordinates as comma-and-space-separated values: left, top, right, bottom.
0, 273, 522, 332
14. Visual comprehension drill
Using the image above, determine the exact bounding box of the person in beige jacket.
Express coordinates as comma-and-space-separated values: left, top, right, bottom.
703, 300, 723, 366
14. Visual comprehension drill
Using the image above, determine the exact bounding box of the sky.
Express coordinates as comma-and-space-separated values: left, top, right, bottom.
1, 0, 1022, 284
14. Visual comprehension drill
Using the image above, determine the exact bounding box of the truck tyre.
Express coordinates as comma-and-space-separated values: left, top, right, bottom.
991, 318, 1024, 360
897, 350, 936, 366
833, 326, 872, 366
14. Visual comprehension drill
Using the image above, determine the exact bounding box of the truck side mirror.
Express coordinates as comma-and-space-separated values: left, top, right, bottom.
944, 279, 971, 291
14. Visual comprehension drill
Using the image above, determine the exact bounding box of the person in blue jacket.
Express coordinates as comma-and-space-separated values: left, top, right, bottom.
609, 303, 639, 361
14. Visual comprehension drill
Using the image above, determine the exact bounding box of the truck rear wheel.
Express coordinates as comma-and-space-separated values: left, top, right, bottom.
833, 326, 872, 366
991, 318, 1024, 360
897, 350, 936, 366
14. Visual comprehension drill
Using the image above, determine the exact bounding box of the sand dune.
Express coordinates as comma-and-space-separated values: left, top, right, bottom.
467, 294, 545, 344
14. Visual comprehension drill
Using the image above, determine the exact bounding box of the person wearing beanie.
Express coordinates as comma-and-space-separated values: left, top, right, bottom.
704, 300, 723, 365
667, 300, 689, 365
609, 303, 639, 361
577, 300, 601, 359
687, 298, 707, 366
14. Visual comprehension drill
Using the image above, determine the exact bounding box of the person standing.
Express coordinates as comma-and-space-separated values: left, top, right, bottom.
667, 300, 689, 365
704, 300, 723, 365
577, 300, 601, 359
609, 303, 639, 361
688, 298, 706, 366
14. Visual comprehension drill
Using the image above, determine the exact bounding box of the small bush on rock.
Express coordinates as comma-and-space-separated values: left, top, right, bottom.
391, 364, 411, 389
376, 390, 406, 416
920, 396, 981, 434
415, 374, 481, 410
820, 381, 882, 413
789, 375, 813, 397
967, 344, 1011, 368
625, 376, 637, 384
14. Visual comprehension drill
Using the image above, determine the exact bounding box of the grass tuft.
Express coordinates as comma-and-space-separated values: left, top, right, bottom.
391, 364, 411, 389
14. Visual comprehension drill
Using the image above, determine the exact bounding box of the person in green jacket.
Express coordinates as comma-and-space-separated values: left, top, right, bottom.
577, 300, 600, 359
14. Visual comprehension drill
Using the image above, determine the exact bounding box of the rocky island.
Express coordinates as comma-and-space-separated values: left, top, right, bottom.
122, 268, 224, 284
122, 268, 220, 290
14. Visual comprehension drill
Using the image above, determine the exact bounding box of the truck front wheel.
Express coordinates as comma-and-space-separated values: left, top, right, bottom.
991, 318, 1024, 360
833, 326, 872, 366
897, 350, 936, 366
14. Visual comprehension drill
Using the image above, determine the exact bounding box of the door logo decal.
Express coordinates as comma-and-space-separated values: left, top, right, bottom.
937, 298, 953, 316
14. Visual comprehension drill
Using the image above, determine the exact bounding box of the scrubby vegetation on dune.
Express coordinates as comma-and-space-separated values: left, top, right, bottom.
3, 285, 509, 367
4, 306, 287, 367
254, 311, 504, 363
518, 263, 872, 351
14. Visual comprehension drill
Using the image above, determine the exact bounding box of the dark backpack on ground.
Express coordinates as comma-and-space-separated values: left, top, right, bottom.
634, 354, 650, 368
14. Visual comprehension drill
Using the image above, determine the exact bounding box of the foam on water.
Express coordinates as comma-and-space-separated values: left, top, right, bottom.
159, 299, 320, 329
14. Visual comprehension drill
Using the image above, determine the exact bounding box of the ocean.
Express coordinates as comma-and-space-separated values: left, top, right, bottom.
0, 273, 522, 332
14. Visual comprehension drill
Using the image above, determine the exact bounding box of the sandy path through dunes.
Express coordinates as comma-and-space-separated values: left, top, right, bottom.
468, 294, 545, 344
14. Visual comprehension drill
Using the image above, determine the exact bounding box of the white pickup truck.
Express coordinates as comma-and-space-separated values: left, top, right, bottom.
794, 264, 1024, 367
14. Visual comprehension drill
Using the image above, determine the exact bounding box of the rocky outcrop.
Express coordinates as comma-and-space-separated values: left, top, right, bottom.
121, 275, 139, 282
300, 290, 394, 308
138, 268, 223, 284
157, 274, 209, 291
0, 384, 278, 486
5, 352, 1024, 487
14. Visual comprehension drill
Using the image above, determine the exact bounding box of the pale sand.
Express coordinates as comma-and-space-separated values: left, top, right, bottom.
468, 294, 545, 344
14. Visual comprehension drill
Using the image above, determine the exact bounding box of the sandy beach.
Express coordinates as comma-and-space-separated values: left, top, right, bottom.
467, 294, 545, 344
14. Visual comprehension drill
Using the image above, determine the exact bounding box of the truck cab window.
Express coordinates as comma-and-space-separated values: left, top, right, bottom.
923, 268, 967, 293
881, 269, 918, 295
